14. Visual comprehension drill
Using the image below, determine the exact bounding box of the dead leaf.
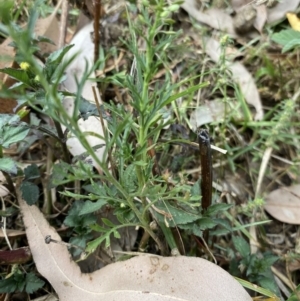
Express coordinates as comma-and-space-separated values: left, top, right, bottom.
231, 0, 253, 11
286, 12, 300, 32
19, 196, 252, 301
181, 0, 237, 36
204, 38, 263, 120
267, 0, 300, 24
253, 4, 267, 33
264, 185, 300, 224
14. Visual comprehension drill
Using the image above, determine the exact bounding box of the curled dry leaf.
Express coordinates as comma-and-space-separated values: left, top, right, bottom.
267, 0, 300, 24
264, 185, 300, 225
62, 22, 106, 169
181, 0, 300, 36
19, 196, 252, 301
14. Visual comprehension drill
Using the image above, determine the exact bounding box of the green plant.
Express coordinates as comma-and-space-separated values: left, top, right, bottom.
0, 0, 231, 258
230, 236, 280, 296
272, 29, 300, 53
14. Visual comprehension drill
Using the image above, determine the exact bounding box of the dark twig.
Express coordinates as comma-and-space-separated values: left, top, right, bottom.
93, 0, 101, 65
197, 129, 213, 212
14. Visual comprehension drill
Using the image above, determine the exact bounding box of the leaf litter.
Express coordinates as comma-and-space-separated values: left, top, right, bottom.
1, 0, 300, 300
18, 194, 251, 301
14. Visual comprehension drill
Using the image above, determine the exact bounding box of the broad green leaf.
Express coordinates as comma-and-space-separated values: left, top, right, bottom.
0, 157, 17, 174
20, 181, 39, 205
232, 236, 250, 258
272, 29, 300, 46
0, 68, 31, 86
198, 217, 217, 230
282, 39, 300, 53
1, 124, 29, 148
206, 203, 232, 215
123, 164, 138, 193
24, 164, 40, 180
155, 202, 200, 227
79, 199, 107, 215
83, 182, 107, 196
25, 273, 45, 294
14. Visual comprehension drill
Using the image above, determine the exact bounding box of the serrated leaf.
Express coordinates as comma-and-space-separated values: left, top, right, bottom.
49, 161, 72, 188
232, 236, 250, 258
1, 124, 30, 148
20, 181, 39, 205
0, 157, 17, 174
123, 164, 137, 193
64, 201, 96, 231
24, 164, 40, 180
25, 273, 45, 294
198, 217, 217, 230
206, 203, 232, 215
83, 182, 107, 196
0, 68, 31, 86
155, 202, 200, 227
79, 200, 107, 215
0, 275, 19, 293
46, 44, 74, 66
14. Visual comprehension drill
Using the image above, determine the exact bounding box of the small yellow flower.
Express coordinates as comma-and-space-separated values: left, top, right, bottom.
20, 62, 30, 71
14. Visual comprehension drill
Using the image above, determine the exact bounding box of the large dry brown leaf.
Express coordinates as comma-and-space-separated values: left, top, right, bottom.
264, 185, 300, 225
19, 197, 252, 301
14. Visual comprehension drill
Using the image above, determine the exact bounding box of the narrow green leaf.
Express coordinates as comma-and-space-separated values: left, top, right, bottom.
46, 44, 74, 66
0, 68, 31, 86
102, 218, 116, 228
162, 81, 210, 107
232, 236, 250, 258
206, 203, 232, 215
